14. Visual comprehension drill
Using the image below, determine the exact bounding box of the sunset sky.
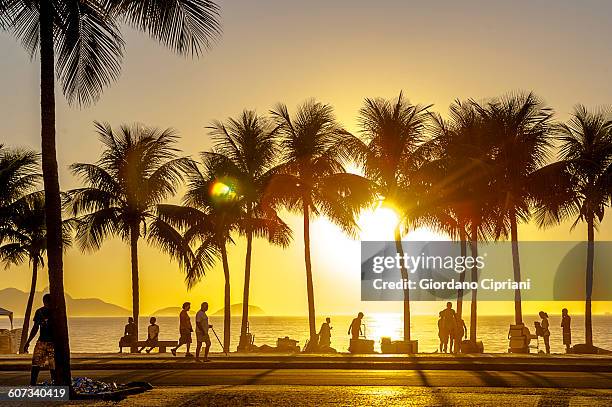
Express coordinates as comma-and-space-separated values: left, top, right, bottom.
1, 0, 611, 316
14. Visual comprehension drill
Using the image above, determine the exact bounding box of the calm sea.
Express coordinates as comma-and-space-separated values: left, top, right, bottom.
3, 314, 611, 354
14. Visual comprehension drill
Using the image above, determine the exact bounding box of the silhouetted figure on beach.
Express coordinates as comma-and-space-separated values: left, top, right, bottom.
539, 311, 551, 354
561, 308, 571, 353
451, 315, 467, 353
171, 302, 193, 357
195, 302, 213, 362
119, 317, 137, 352
318, 317, 332, 348
438, 302, 456, 353
348, 312, 364, 340
138, 317, 159, 353
23, 294, 55, 385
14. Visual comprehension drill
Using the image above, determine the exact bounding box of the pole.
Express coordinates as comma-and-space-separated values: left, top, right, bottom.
211, 327, 228, 356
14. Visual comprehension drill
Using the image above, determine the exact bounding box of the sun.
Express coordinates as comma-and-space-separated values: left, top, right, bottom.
358, 205, 400, 241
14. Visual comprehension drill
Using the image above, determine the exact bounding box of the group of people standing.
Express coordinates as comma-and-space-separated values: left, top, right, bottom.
437, 302, 467, 353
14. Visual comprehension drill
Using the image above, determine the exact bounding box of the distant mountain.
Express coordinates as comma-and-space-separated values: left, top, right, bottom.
152, 304, 265, 317
0, 287, 130, 317
152, 307, 182, 316
213, 303, 265, 316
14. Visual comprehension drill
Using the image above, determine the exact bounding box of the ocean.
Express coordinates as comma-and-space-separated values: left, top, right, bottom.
3, 314, 611, 354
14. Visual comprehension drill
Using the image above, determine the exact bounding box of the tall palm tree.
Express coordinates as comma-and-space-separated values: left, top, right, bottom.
477, 92, 554, 326
0, 147, 41, 353
355, 92, 431, 343
534, 105, 612, 349
0, 193, 71, 354
1, 0, 220, 384
428, 100, 497, 342
206, 111, 292, 351
268, 100, 374, 350
161, 151, 291, 353
67, 122, 194, 339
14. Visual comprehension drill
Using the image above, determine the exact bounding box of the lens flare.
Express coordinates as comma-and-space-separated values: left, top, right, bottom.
210, 180, 236, 200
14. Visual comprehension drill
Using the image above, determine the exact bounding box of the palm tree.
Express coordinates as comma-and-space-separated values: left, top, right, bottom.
205, 111, 292, 351
355, 92, 431, 343
428, 100, 497, 341
477, 92, 554, 326
67, 122, 194, 339
0, 147, 40, 227
159, 150, 291, 353
0, 147, 41, 353
0, 193, 71, 353
534, 105, 612, 349
268, 100, 374, 350
1, 0, 220, 384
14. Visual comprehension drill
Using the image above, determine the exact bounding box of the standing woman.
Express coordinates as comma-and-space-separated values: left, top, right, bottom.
539, 311, 551, 354
561, 308, 571, 353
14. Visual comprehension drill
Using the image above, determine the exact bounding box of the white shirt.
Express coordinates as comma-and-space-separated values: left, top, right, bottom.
196, 310, 209, 333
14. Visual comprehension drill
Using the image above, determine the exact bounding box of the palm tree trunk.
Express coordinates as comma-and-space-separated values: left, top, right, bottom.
394, 226, 410, 342
303, 200, 317, 349
220, 244, 231, 353
469, 222, 478, 342
510, 210, 523, 325
238, 212, 253, 351
39, 0, 71, 386
456, 227, 467, 320
585, 216, 595, 348
129, 224, 140, 342
19, 261, 38, 354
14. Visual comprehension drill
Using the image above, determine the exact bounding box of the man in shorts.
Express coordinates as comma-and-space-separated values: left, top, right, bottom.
171, 302, 193, 357
195, 302, 213, 362
23, 294, 55, 385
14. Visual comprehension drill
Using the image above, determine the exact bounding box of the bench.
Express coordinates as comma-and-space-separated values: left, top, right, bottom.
119, 337, 178, 353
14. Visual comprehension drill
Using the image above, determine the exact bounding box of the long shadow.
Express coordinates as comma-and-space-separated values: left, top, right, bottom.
406, 355, 453, 406
466, 369, 509, 387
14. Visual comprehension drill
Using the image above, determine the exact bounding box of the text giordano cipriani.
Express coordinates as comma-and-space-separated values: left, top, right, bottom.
370, 253, 531, 291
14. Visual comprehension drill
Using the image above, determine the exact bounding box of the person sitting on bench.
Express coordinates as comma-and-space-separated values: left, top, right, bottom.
139, 317, 160, 353
119, 317, 137, 353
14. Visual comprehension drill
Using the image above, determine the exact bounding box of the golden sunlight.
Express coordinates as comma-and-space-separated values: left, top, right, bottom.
358, 205, 399, 241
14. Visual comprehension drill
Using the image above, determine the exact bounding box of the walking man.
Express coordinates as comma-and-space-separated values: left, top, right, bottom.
171, 302, 194, 357
195, 302, 213, 362
23, 294, 55, 385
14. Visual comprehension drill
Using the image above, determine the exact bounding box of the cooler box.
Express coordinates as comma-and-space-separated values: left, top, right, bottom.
349, 338, 375, 353
381, 339, 418, 354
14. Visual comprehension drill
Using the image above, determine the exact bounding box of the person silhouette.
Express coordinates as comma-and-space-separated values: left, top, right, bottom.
348, 312, 364, 340
318, 317, 332, 348
119, 317, 137, 353
561, 308, 571, 353
438, 302, 456, 353
539, 311, 551, 354
171, 302, 194, 357
23, 294, 55, 385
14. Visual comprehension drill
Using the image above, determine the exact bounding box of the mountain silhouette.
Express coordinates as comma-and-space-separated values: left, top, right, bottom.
0, 287, 130, 317
212, 303, 265, 316
151, 303, 265, 317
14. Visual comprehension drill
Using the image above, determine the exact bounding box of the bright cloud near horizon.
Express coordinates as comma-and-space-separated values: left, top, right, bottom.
1, 0, 611, 316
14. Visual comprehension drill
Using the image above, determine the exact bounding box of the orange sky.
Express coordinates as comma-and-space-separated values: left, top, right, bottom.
1, 0, 611, 316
